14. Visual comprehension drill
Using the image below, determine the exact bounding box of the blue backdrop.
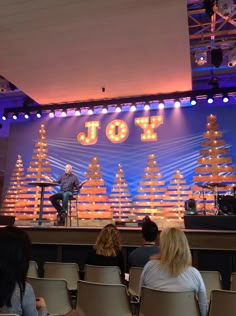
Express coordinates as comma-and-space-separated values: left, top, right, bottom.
4, 104, 236, 198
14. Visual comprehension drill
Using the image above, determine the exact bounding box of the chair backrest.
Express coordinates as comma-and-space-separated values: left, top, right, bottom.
44, 261, 79, 291
208, 290, 236, 316
230, 272, 236, 291
0, 314, 20, 316
139, 287, 201, 316
27, 260, 38, 278
28, 277, 72, 315
84, 264, 122, 284
76, 280, 132, 316
128, 267, 143, 297
200, 270, 222, 300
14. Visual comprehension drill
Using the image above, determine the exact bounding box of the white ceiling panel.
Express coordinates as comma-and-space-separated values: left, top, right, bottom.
0, 0, 192, 104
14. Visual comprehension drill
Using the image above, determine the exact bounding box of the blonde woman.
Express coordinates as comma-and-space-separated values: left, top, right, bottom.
139, 227, 207, 316
86, 224, 124, 279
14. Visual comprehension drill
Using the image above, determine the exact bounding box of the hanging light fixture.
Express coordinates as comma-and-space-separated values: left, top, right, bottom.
49, 110, 55, 118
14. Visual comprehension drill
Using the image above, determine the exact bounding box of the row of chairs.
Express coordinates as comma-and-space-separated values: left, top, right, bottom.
25, 279, 236, 316
25, 262, 236, 315
1, 288, 236, 316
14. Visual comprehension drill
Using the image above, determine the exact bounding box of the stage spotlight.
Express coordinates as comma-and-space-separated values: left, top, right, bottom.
222, 94, 229, 103
49, 110, 55, 118
211, 48, 223, 68
194, 51, 207, 66
174, 100, 181, 108
190, 97, 197, 106
12, 113, 18, 120
184, 198, 197, 215
36, 111, 42, 118
2, 113, 7, 121
144, 103, 150, 110
102, 106, 108, 114
158, 101, 165, 109
24, 112, 30, 119
130, 104, 137, 112
87, 107, 93, 115
207, 95, 214, 104
75, 109, 81, 116
228, 48, 236, 67
61, 110, 67, 117
115, 105, 121, 113
0, 85, 7, 93
218, 0, 234, 16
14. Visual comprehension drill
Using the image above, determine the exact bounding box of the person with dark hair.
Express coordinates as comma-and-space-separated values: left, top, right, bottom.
128, 216, 160, 267
86, 223, 125, 280
0, 225, 48, 316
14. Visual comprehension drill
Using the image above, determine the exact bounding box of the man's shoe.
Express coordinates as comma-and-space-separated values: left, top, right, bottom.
59, 211, 66, 226
54, 214, 62, 226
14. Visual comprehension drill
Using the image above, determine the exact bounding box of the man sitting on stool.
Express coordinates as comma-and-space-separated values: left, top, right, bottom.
50, 164, 80, 226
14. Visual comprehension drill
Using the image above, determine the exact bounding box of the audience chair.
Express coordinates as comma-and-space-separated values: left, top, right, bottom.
28, 277, 73, 315
76, 280, 132, 316
200, 270, 222, 301
230, 272, 236, 291
27, 260, 39, 278
208, 289, 236, 316
44, 261, 79, 291
128, 267, 143, 297
139, 287, 201, 316
84, 264, 122, 284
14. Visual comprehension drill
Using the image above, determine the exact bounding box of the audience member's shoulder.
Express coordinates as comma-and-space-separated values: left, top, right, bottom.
187, 266, 202, 278
143, 258, 159, 270
24, 281, 36, 297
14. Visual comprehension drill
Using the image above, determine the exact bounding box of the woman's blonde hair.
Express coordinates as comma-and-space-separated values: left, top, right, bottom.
95, 224, 121, 256
159, 227, 192, 276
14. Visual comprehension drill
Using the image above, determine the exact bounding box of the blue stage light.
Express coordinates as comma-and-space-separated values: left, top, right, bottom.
12, 113, 18, 120
36, 111, 42, 118
222, 94, 229, 103
49, 110, 55, 118
207, 96, 214, 104
190, 98, 197, 106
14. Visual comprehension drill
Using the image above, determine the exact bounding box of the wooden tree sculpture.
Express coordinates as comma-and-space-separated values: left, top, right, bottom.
165, 169, 193, 222
15, 124, 55, 221
134, 154, 166, 221
109, 164, 133, 221
193, 114, 236, 210
78, 156, 112, 220
1, 154, 25, 216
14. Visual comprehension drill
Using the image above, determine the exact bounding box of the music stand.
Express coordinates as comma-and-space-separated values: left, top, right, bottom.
207, 182, 227, 215
28, 181, 58, 226
197, 184, 210, 214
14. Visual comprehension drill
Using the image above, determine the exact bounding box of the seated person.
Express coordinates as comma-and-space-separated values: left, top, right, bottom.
128, 216, 159, 267
0, 225, 48, 316
86, 223, 125, 280
139, 227, 208, 316
49, 164, 80, 225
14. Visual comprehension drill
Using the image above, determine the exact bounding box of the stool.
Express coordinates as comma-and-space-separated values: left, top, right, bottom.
67, 194, 79, 226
